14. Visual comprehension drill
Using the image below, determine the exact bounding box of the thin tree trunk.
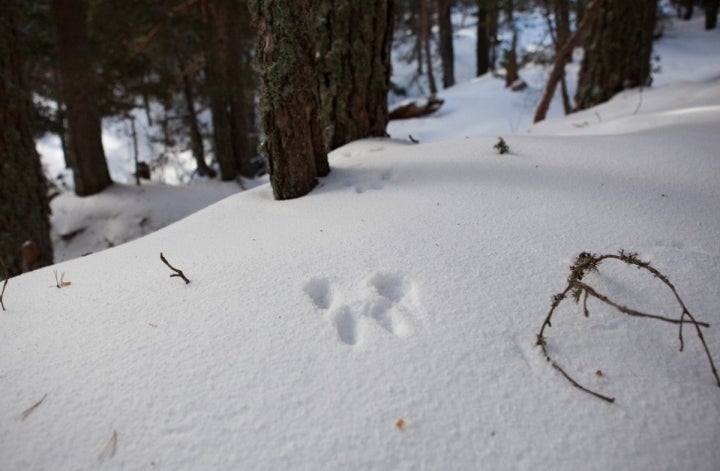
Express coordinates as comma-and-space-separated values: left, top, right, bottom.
178, 53, 216, 178
202, 0, 236, 181
251, 0, 328, 200
226, 0, 257, 178
534, 0, 604, 123
436, 0, 454, 88
1, 0, 54, 274
682, 0, 693, 20
705, 0, 719, 29
51, 0, 112, 196
476, 0, 489, 76
503, 0, 519, 87
420, 0, 437, 95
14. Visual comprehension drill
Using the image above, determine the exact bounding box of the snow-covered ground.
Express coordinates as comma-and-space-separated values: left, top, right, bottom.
3, 12, 720, 471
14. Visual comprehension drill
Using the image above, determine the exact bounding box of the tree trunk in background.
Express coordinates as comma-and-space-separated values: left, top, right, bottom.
318, 0, 394, 151
575, 0, 656, 110
0, 1, 54, 274
502, 0, 519, 87
51, 0, 112, 196
682, 0, 693, 20
202, 0, 236, 181
550, 0, 572, 113
250, 0, 328, 200
226, 0, 257, 178
705, 0, 719, 30
420, 0, 438, 95
178, 53, 216, 178
476, 0, 489, 76
436, 0, 454, 88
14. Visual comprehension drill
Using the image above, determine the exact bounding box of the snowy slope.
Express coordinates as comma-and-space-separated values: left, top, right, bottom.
3, 12, 720, 471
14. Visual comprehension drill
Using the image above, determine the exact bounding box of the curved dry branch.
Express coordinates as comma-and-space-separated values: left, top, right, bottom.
537, 250, 720, 403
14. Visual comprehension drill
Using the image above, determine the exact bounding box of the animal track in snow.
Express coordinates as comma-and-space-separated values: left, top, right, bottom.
303, 272, 419, 346
342, 168, 395, 194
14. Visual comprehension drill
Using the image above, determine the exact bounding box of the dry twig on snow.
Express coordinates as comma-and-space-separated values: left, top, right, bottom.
537, 250, 719, 403
160, 252, 190, 284
18, 393, 47, 421
98, 430, 118, 462
0, 257, 8, 311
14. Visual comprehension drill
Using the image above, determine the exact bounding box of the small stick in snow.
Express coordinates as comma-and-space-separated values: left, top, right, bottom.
98, 430, 118, 462
537, 250, 719, 403
0, 256, 8, 311
53, 270, 71, 288
18, 393, 47, 421
160, 253, 190, 284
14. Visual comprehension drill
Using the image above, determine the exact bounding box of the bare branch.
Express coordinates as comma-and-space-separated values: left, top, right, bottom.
0, 257, 8, 311
18, 393, 47, 421
537, 250, 720, 403
98, 430, 118, 462
160, 253, 190, 284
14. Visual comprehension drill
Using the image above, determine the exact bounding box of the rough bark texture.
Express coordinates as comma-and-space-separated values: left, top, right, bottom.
317, 0, 394, 151
436, 0, 454, 88
0, 1, 54, 275
51, 0, 112, 196
575, 0, 656, 110
250, 0, 328, 200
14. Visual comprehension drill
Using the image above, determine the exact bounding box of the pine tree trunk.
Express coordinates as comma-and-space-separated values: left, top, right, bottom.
575, 0, 656, 110
226, 0, 257, 178
178, 53, 216, 178
705, 0, 719, 30
476, 0, 489, 76
51, 0, 112, 197
420, 0, 438, 95
317, 0, 394, 151
436, 0, 454, 88
251, 0, 328, 200
1, 1, 54, 274
503, 0, 519, 87
202, 1, 236, 181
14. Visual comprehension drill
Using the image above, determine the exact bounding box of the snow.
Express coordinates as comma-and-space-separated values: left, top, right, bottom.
3, 12, 720, 471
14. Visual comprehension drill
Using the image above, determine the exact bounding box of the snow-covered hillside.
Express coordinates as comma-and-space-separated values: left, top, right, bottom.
2, 12, 719, 471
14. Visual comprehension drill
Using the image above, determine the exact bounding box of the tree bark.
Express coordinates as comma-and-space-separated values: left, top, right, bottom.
51, 0, 112, 196
436, 0, 454, 88
0, 1, 54, 274
317, 0, 394, 151
575, 0, 656, 111
251, 0, 328, 200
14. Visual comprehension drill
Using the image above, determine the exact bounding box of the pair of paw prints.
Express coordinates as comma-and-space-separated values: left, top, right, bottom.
304, 272, 419, 346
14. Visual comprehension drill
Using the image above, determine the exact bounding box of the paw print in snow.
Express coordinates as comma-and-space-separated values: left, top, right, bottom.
303, 272, 420, 346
